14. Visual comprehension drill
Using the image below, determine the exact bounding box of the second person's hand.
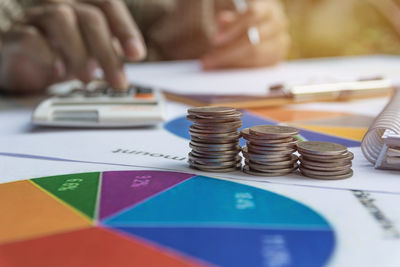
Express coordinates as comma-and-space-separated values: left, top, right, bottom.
202, 0, 290, 69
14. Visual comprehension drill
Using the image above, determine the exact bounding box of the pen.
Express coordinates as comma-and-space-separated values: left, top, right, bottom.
232, 0, 261, 45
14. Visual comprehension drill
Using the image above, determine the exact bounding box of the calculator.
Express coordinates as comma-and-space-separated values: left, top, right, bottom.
32, 80, 166, 128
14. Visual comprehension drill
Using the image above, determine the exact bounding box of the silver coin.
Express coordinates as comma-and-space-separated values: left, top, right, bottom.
247, 162, 298, 173
191, 136, 237, 144
193, 121, 242, 130
189, 153, 241, 163
300, 151, 354, 162
240, 128, 294, 143
190, 140, 238, 148
189, 131, 240, 139
249, 125, 299, 139
190, 125, 238, 134
247, 142, 297, 152
300, 169, 353, 180
300, 163, 352, 172
249, 139, 298, 147
247, 146, 296, 155
299, 157, 352, 168
190, 165, 241, 173
190, 143, 241, 152
299, 166, 351, 176
242, 147, 294, 159
188, 106, 237, 116
243, 165, 297, 177
189, 158, 241, 167
195, 111, 243, 119
246, 155, 298, 166
191, 150, 240, 158
297, 141, 348, 156
187, 115, 241, 124
246, 160, 297, 170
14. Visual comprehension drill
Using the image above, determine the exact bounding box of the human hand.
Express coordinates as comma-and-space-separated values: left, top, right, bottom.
0, 0, 146, 93
202, 0, 290, 69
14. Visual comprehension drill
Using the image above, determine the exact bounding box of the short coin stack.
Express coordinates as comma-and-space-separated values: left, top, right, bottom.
187, 106, 243, 172
241, 125, 299, 176
297, 141, 354, 180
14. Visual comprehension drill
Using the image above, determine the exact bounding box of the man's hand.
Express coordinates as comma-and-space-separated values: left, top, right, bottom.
0, 0, 146, 93
202, 0, 290, 69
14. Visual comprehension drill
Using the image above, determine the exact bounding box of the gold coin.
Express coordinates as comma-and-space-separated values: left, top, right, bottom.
297, 141, 348, 156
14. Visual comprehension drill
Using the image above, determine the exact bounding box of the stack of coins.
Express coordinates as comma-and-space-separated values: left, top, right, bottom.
297, 141, 354, 180
187, 106, 243, 172
241, 125, 299, 176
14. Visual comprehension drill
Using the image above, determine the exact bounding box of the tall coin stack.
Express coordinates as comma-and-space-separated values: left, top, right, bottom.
241, 125, 299, 176
297, 141, 354, 180
187, 107, 243, 172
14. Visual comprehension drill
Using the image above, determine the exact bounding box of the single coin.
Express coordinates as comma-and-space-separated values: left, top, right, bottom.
297, 141, 348, 156
249, 125, 299, 138
191, 136, 237, 144
190, 143, 241, 152
190, 165, 241, 173
189, 159, 240, 169
243, 165, 297, 177
190, 125, 237, 134
246, 160, 297, 170
187, 115, 241, 124
300, 162, 352, 172
188, 158, 241, 167
300, 151, 354, 162
189, 131, 240, 139
247, 146, 296, 155
195, 111, 243, 119
249, 139, 298, 148
300, 169, 353, 180
193, 121, 242, 130
191, 150, 239, 158
188, 106, 237, 116
189, 153, 241, 163
189, 140, 238, 148
299, 166, 351, 176
240, 129, 295, 143
242, 147, 295, 159
248, 162, 298, 173
299, 157, 352, 168
246, 155, 298, 166
247, 142, 296, 152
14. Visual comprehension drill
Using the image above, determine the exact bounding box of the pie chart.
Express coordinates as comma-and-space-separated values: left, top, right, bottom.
0, 170, 335, 267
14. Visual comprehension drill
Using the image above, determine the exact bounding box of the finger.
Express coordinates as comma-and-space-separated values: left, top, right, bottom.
217, 10, 236, 31
203, 35, 249, 69
0, 25, 61, 93
83, 0, 146, 61
214, 1, 272, 46
26, 4, 90, 82
74, 3, 128, 90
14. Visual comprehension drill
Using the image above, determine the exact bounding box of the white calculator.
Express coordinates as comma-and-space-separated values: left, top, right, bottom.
32, 80, 166, 128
